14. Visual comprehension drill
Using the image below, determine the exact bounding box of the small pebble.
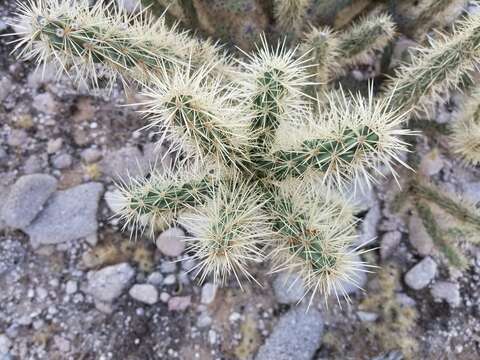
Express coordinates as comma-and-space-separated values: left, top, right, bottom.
404, 257, 437, 290
129, 284, 159, 305
156, 227, 186, 257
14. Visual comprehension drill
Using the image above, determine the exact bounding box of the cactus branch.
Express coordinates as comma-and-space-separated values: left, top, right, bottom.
336, 13, 396, 72
385, 12, 480, 115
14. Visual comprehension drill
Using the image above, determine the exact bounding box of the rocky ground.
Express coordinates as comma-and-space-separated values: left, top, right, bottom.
1, 1, 480, 359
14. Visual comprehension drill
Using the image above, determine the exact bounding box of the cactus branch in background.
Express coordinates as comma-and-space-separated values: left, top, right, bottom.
412, 180, 480, 230
11, 0, 230, 88
335, 14, 396, 73
451, 91, 480, 165
415, 201, 468, 269
273, 0, 311, 36
385, 11, 480, 116
300, 26, 339, 87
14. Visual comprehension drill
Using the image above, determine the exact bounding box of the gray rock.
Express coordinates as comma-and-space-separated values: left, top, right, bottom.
380, 231, 402, 260
431, 281, 461, 307
156, 227, 186, 257
1, 174, 57, 229
200, 283, 218, 305
160, 261, 177, 273
255, 306, 324, 360
129, 284, 158, 305
0, 76, 12, 103
0, 334, 12, 355
51, 153, 73, 169
25, 182, 103, 247
460, 181, 480, 205
86, 263, 135, 303
102, 146, 146, 181
408, 215, 433, 256
81, 148, 102, 163
168, 296, 191, 311
197, 313, 212, 328
146, 272, 164, 286
356, 201, 381, 247
23, 155, 44, 174
7, 129, 28, 147
404, 257, 437, 290
32, 92, 57, 114
273, 272, 305, 304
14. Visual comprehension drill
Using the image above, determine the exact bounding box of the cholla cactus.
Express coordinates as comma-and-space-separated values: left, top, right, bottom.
12, 0, 417, 303
451, 90, 480, 165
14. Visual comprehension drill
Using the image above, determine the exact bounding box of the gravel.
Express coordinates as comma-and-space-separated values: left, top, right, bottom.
129, 284, 159, 305
1, 174, 57, 229
86, 263, 135, 303
25, 182, 103, 247
404, 257, 437, 290
255, 306, 324, 360
273, 272, 305, 304
156, 227, 186, 257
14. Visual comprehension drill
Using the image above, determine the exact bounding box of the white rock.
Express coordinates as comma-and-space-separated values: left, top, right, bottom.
163, 274, 176, 285
65, 280, 78, 295
156, 227, 186, 257
86, 263, 135, 303
129, 284, 159, 305
201, 283, 218, 305
404, 257, 437, 290
357, 311, 378, 322
431, 281, 461, 307
160, 292, 170, 303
